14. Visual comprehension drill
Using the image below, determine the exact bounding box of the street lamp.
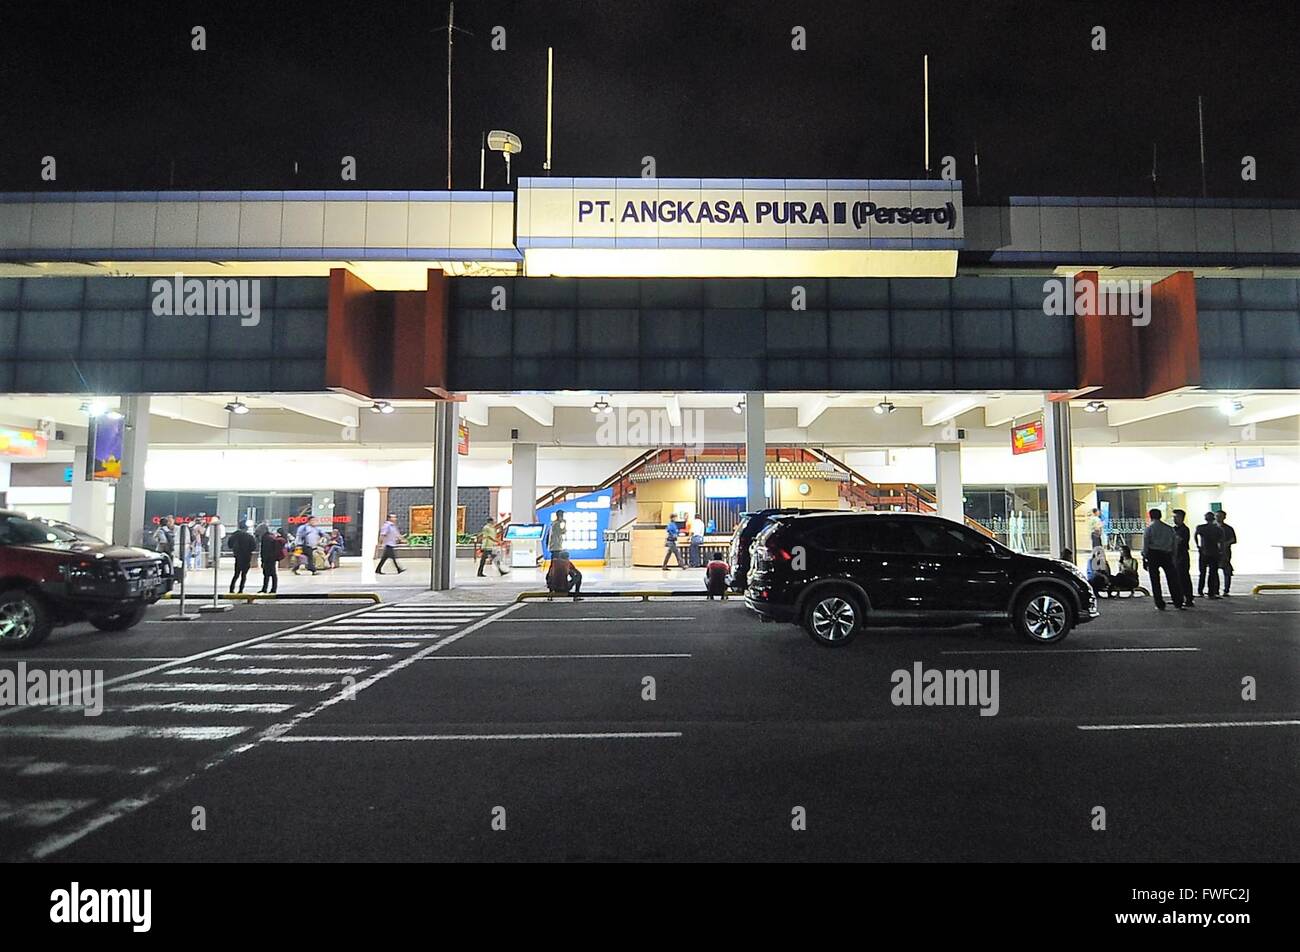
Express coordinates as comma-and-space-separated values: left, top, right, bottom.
487, 130, 522, 184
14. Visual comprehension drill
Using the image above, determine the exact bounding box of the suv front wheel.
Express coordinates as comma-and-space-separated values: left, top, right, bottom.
0, 589, 53, 649
89, 606, 148, 632
1013, 585, 1073, 644
802, 588, 864, 646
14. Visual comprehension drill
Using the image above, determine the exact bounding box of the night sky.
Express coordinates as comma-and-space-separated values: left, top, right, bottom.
0, 0, 1296, 201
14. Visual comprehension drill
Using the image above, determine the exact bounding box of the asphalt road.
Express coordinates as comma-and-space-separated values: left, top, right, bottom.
2, 587, 1297, 862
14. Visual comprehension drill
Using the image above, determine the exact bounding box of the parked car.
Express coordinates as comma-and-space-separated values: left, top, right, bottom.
745, 511, 1097, 645
0, 510, 174, 649
727, 507, 828, 592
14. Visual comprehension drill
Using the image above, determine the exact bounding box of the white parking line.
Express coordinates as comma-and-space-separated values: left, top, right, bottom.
109, 682, 334, 693
494, 617, 695, 623
104, 702, 295, 715
419, 653, 693, 660
0, 760, 159, 777
1078, 720, 1300, 731
244, 641, 420, 650
941, 646, 1201, 655
0, 658, 178, 663
0, 798, 97, 828
309, 625, 457, 632
272, 731, 684, 743
215, 653, 394, 661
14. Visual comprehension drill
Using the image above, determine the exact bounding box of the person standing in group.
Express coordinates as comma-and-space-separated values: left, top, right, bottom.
689, 513, 705, 568
1195, 511, 1223, 599
1088, 507, 1105, 550
1142, 508, 1185, 611
259, 526, 283, 593
1215, 510, 1237, 596
376, 513, 405, 574
477, 518, 506, 577
189, 517, 207, 570
662, 518, 685, 569
294, 517, 321, 576
1171, 510, 1195, 608
227, 521, 256, 594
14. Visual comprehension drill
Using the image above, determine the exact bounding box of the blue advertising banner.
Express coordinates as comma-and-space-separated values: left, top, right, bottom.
537, 487, 613, 560
87, 415, 124, 481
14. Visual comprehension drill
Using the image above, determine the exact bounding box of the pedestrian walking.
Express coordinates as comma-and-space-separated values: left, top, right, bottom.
294, 518, 321, 575
1215, 510, 1237, 596
661, 519, 685, 569
1194, 511, 1223, 599
152, 515, 176, 557
259, 527, 283, 593
1172, 509, 1195, 608
1141, 508, 1185, 611
227, 521, 256, 593
477, 518, 506, 577
375, 513, 405, 574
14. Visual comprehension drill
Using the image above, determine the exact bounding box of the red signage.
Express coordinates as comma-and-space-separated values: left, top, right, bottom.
1011, 420, 1046, 455
287, 515, 352, 525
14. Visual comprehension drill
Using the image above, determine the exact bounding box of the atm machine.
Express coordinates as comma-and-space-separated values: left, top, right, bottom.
505, 523, 545, 568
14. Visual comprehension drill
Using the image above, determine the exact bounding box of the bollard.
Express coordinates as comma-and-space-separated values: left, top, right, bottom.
198, 519, 233, 614
164, 518, 199, 621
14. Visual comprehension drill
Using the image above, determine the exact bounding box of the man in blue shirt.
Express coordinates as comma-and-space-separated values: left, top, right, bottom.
661, 519, 685, 569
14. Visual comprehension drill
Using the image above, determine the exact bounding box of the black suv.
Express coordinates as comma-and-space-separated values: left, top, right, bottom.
726, 507, 828, 592
745, 511, 1097, 645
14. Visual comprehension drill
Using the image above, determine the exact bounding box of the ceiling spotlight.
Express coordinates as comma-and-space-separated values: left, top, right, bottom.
370, 401, 395, 414
873, 397, 896, 415
590, 398, 612, 415
1219, 398, 1244, 415
224, 400, 250, 415
1083, 400, 1107, 413
82, 400, 109, 417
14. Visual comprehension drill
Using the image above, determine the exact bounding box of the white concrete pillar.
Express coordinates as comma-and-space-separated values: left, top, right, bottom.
360, 487, 381, 583
1043, 397, 1076, 560
430, 401, 459, 591
511, 442, 537, 524
110, 397, 151, 547
745, 391, 766, 512
0, 461, 11, 507
69, 445, 109, 537
934, 442, 964, 524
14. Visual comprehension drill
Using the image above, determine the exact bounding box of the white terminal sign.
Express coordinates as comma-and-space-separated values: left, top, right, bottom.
516, 178, 963, 249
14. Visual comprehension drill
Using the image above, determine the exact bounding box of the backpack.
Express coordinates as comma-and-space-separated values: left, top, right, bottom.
275, 539, 288, 561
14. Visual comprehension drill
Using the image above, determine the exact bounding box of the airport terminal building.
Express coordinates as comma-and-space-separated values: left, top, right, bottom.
1, 178, 1297, 584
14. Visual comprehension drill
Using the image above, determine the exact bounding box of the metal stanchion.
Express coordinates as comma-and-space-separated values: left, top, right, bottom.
164, 520, 199, 621
198, 521, 233, 614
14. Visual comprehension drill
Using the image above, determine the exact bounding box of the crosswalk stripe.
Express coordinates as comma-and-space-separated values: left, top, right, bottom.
104, 702, 295, 715
165, 667, 368, 676
311, 624, 459, 631
109, 682, 334, 693
283, 634, 452, 641
0, 798, 97, 827
214, 653, 394, 661
3, 725, 249, 741
0, 759, 159, 777
248, 641, 419, 650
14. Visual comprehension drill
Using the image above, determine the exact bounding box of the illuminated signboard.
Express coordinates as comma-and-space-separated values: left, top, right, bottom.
458, 421, 470, 455
0, 426, 47, 459
1011, 420, 1046, 455
87, 415, 124, 480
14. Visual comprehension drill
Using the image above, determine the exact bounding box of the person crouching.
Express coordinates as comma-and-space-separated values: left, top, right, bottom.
546, 549, 583, 600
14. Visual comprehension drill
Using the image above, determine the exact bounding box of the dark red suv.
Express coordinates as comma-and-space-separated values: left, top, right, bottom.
0, 510, 174, 649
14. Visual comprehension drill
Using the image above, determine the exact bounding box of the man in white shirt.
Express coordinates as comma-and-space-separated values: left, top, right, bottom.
689, 514, 706, 568
376, 513, 405, 574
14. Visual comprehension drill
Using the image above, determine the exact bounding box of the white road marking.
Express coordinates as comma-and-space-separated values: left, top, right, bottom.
283, 633, 451, 641
1078, 720, 1300, 731
493, 616, 697, 623
0, 798, 97, 828
215, 653, 394, 661
941, 646, 1201, 655
109, 682, 334, 693
0, 758, 159, 777
3, 725, 249, 741
164, 666, 367, 676
419, 653, 693, 660
244, 641, 420, 650
304, 626, 457, 633
0, 602, 380, 717
104, 702, 295, 715
1236, 610, 1300, 614
19, 601, 525, 860
0, 657, 178, 663
273, 731, 684, 742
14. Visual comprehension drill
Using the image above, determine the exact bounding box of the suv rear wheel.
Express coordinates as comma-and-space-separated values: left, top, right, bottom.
1013, 585, 1073, 644
0, 589, 53, 649
802, 588, 864, 646
89, 606, 148, 632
